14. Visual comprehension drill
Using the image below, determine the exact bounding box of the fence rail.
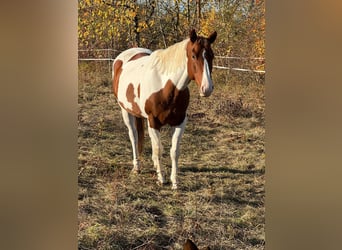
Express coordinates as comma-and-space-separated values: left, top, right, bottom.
78, 49, 265, 74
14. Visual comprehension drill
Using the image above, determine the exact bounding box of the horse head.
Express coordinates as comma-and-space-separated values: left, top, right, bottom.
186, 29, 217, 97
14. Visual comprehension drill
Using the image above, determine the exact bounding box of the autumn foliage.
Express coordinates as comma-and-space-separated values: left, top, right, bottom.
78, 0, 265, 65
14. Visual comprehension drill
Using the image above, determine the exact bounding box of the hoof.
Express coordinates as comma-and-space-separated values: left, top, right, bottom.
171, 183, 178, 190
156, 180, 164, 186
131, 168, 140, 174
157, 173, 165, 184
156, 177, 166, 186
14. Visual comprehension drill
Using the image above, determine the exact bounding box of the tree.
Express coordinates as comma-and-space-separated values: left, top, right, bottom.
78, 0, 265, 65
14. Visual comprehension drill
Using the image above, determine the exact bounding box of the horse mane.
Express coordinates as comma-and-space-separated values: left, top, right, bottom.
150, 39, 189, 74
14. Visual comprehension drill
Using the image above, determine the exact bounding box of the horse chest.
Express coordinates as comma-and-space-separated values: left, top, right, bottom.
145, 80, 190, 130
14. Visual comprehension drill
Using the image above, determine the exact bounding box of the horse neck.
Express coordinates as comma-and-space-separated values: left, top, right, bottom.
154, 39, 191, 90
174, 64, 191, 91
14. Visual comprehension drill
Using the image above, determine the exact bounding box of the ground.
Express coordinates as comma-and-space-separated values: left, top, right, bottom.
78, 61, 265, 250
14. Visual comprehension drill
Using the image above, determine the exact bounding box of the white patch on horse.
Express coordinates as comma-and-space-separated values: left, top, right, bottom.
147, 40, 191, 93
133, 85, 140, 105
200, 50, 213, 97
170, 117, 187, 189
112, 48, 151, 78
151, 39, 188, 75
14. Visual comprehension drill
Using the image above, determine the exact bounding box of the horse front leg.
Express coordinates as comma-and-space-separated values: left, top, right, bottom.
147, 125, 165, 185
170, 117, 187, 189
121, 109, 141, 173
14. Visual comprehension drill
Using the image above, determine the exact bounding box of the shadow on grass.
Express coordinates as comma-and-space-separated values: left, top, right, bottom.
101, 232, 173, 250
187, 126, 220, 137
181, 165, 264, 175
212, 193, 263, 207
130, 233, 174, 250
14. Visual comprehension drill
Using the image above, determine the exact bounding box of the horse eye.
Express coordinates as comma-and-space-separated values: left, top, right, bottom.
192, 54, 196, 60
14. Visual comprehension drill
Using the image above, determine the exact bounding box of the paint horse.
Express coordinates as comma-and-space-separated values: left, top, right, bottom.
112, 29, 217, 189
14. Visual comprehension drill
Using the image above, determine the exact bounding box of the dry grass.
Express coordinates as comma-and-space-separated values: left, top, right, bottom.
78, 61, 265, 250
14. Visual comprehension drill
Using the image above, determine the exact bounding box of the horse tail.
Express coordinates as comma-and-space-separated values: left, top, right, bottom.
135, 117, 144, 155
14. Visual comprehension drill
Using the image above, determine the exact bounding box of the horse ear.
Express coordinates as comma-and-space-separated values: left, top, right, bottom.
190, 29, 197, 43
208, 31, 217, 44
183, 239, 199, 250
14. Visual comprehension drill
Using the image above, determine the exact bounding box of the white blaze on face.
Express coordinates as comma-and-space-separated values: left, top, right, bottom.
200, 50, 213, 97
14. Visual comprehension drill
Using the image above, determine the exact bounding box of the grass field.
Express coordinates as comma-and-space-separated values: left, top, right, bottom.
78, 61, 265, 250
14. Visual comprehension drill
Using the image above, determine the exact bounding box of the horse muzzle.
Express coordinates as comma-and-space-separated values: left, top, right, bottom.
200, 84, 213, 97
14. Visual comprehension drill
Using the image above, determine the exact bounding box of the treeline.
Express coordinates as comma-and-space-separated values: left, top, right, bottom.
78, 0, 264, 60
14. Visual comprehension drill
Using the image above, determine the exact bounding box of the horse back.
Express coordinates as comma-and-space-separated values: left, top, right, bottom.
115, 48, 152, 65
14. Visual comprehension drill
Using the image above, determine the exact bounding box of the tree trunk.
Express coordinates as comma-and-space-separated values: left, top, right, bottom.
134, 14, 140, 47
196, 0, 201, 30
187, 0, 190, 25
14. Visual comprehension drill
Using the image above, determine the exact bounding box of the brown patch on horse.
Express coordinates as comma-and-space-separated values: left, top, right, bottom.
135, 117, 144, 155
186, 41, 195, 81
137, 84, 141, 98
126, 83, 142, 117
145, 80, 190, 130
113, 60, 123, 98
118, 101, 125, 109
128, 52, 150, 62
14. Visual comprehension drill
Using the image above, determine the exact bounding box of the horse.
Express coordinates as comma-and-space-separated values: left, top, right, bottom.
112, 29, 217, 189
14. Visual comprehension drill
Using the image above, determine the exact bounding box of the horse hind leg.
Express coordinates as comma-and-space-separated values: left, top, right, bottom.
121, 109, 141, 173
135, 117, 144, 157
